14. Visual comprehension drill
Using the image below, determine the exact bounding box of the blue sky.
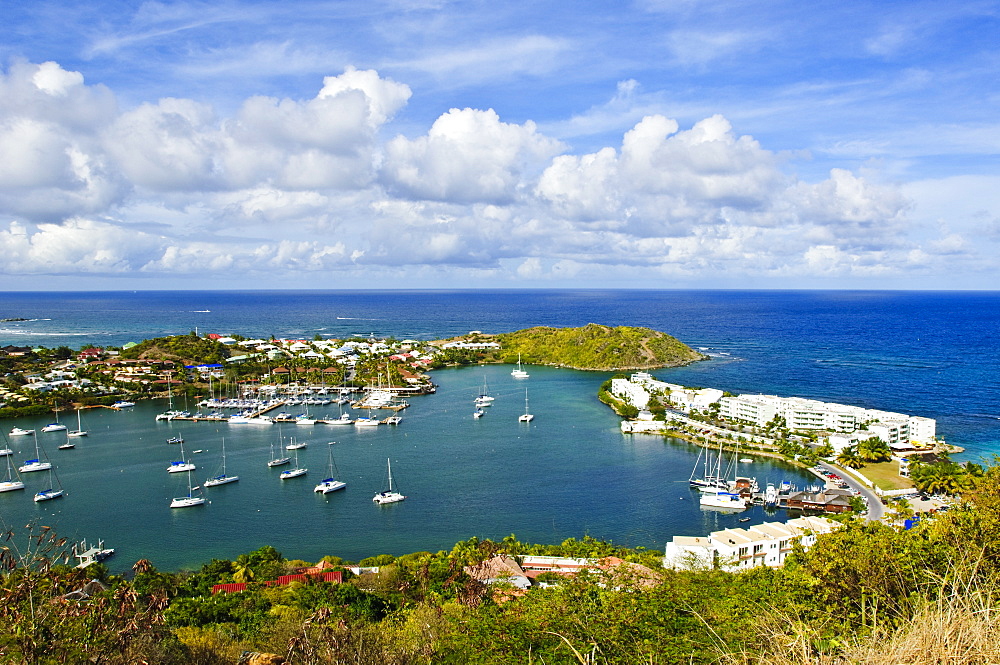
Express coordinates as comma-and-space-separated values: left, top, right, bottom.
1, 0, 998, 289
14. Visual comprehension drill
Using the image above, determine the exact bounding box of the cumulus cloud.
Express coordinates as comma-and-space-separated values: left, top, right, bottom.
382, 108, 564, 203
0, 59, 957, 285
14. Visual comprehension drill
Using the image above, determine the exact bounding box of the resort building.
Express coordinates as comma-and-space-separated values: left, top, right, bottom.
611, 372, 724, 414
717, 394, 936, 444
663, 516, 839, 571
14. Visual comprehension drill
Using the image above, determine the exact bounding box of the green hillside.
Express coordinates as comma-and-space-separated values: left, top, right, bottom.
496, 323, 705, 370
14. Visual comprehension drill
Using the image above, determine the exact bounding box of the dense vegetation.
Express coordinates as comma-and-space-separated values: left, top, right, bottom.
118, 333, 232, 365
495, 324, 705, 370
4, 461, 1000, 663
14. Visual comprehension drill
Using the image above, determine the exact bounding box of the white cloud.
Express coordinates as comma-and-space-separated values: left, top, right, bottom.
383, 108, 564, 203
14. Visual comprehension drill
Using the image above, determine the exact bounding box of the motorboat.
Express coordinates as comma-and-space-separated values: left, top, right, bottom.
699, 490, 748, 511
10, 427, 35, 436
112, 401, 135, 408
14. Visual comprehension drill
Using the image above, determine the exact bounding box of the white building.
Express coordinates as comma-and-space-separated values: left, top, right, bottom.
664, 516, 839, 571
612, 373, 724, 414
718, 394, 936, 444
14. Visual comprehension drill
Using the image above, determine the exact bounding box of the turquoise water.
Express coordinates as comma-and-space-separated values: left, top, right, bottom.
1, 289, 997, 571
1, 364, 811, 571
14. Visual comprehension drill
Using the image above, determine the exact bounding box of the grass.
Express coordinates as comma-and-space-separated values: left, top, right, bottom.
856, 461, 914, 491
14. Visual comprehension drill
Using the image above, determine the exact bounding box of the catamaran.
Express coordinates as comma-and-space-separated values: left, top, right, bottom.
518, 389, 534, 422
373, 458, 406, 504
511, 354, 529, 379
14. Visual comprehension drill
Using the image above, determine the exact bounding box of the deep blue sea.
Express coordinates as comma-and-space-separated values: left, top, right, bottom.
0, 290, 997, 571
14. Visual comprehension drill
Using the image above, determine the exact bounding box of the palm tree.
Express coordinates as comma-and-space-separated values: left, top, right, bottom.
836, 445, 865, 469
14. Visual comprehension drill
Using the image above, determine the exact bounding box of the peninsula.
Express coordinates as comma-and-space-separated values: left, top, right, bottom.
438, 324, 706, 371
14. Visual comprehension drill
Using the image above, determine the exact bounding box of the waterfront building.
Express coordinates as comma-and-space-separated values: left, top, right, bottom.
663, 516, 838, 571
718, 394, 936, 444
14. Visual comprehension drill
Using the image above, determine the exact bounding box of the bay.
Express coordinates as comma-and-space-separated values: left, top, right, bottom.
0, 290, 997, 571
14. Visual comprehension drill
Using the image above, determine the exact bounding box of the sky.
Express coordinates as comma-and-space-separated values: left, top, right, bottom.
1, 0, 999, 291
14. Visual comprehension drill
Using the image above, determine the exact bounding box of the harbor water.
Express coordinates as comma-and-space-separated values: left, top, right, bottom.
1, 290, 997, 570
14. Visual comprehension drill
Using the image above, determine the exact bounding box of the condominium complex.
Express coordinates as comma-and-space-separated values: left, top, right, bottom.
611, 372, 724, 413
663, 516, 839, 571
718, 393, 936, 445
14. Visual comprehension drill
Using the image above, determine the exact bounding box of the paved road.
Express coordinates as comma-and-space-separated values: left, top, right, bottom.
817, 461, 884, 521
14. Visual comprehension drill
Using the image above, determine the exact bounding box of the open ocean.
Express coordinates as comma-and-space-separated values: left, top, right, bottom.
0, 290, 997, 571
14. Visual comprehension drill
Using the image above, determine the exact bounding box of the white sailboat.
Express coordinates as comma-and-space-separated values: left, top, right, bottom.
314, 443, 346, 494
518, 389, 534, 422
170, 470, 205, 508
373, 457, 405, 504
511, 353, 529, 379
67, 409, 87, 437
58, 429, 75, 450
19, 437, 52, 473
279, 448, 307, 479
167, 441, 196, 473
474, 376, 495, 406
286, 437, 307, 450
204, 438, 239, 487
41, 408, 67, 432
33, 467, 64, 502
267, 435, 291, 467
0, 451, 25, 493
1, 431, 12, 457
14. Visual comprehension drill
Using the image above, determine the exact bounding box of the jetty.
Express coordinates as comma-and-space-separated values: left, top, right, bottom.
73, 539, 115, 569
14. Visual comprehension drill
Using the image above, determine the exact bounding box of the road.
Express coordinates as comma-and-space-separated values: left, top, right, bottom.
817, 461, 884, 521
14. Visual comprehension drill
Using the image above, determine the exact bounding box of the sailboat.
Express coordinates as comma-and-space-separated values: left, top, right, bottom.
473, 407, 485, 419
518, 388, 534, 422
474, 376, 495, 406
511, 353, 529, 379
373, 457, 405, 504
688, 442, 727, 491
279, 448, 307, 479
33, 467, 64, 502
167, 441, 196, 473
204, 438, 239, 487
58, 429, 75, 450
0, 451, 25, 493
267, 434, 291, 467
67, 408, 87, 437
41, 408, 67, 432
170, 470, 205, 508
0, 431, 12, 457
19, 437, 52, 473
286, 437, 307, 450
314, 443, 346, 493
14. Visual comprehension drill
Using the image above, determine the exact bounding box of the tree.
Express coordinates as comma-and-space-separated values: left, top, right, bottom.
836, 445, 866, 469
